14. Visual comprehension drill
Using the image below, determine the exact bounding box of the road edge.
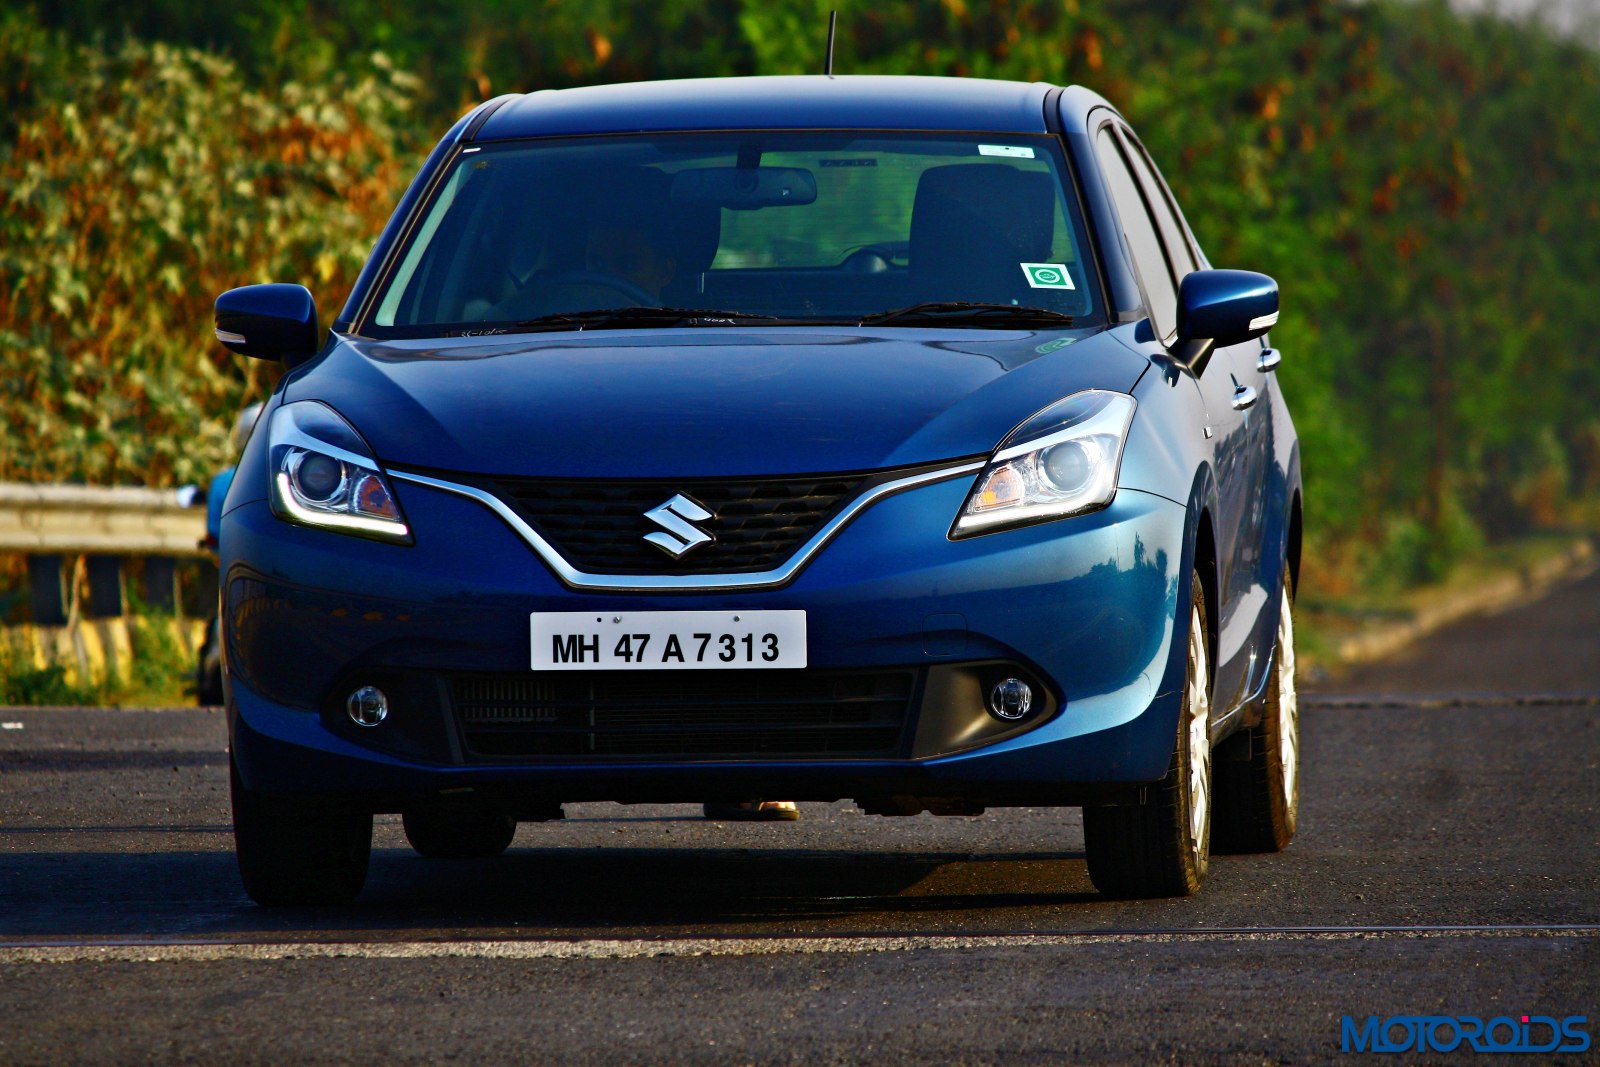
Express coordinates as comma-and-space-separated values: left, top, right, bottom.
1329, 536, 1596, 669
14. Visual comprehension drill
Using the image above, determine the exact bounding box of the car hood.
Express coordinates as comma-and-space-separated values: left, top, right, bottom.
289, 327, 1149, 478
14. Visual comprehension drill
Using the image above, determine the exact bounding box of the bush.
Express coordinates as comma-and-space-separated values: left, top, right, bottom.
0, 612, 198, 706
0, 17, 418, 487
0, 631, 101, 705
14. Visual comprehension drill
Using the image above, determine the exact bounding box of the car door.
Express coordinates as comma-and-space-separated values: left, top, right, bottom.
1123, 128, 1276, 712
1091, 120, 1267, 717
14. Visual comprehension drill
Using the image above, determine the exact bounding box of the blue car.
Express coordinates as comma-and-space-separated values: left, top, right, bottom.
215, 75, 1301, 905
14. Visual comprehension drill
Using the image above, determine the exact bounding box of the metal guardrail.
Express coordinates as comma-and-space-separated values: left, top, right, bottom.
0, 482, 212, 641
0, 482, 205, 556
1, 482, 215, 689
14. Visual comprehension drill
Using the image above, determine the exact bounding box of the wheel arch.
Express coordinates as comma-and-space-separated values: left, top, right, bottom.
1191, 505, 1219, 684
1287, 490, 1302, 599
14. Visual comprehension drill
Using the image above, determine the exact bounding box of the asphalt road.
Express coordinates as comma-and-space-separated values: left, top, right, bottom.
3, 576, 1599, 1064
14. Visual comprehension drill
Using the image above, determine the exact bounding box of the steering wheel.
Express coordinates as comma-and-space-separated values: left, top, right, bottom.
840, 248, 891, 274
534, 270, 659, 309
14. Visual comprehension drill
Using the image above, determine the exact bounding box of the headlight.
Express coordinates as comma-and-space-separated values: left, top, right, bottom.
267, 401, 412, 543
951, 390, 1135, 538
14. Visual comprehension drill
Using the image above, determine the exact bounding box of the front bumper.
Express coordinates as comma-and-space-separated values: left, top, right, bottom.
222, 473, 1192, 809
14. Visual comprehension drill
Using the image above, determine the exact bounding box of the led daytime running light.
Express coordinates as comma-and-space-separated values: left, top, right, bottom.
275, 472, 412, 540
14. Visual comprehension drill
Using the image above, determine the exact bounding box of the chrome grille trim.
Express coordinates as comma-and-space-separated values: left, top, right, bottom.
389, 460, 982, 591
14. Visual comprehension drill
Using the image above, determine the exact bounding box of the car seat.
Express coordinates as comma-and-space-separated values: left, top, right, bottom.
909, 163, 1056, 305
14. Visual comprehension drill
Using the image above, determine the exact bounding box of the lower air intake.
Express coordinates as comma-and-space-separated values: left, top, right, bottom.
451, 670, 918, 759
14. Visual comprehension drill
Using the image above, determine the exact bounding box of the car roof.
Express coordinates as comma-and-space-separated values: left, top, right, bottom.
475, 75, 1075, 140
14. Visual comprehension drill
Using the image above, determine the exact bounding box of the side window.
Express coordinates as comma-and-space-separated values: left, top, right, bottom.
1123, 133, 1199, 278
1093, 127, 1177, 340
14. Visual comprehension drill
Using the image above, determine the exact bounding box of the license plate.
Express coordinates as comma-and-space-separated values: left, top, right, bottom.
530, 610, 807, 671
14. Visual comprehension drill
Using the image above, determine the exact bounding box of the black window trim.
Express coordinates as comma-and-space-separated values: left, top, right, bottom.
1119, 126, 1207, 274
1091, 116, 1181, 346
1044, 91, 1121, 332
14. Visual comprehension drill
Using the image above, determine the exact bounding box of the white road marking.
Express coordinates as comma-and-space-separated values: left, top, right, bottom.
8, 696, 1599, 715
3, 926, 1595, 965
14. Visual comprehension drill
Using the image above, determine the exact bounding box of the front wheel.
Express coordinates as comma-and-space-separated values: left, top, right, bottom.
1083, 571, 1213, 898
1213, 568, 1299, 853
231, 757, 371, 906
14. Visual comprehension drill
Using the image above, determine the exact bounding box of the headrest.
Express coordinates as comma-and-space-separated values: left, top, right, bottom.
582, 167, 721, 273
910, 164, 1056, 301
667, 202, 722, 274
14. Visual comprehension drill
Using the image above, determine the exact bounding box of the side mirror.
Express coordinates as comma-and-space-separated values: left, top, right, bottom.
1173, 270, 1278, 370
214, 284, 320, 365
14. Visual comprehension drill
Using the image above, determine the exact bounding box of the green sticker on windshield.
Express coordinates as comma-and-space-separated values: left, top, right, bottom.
1021, 263, 1076, 290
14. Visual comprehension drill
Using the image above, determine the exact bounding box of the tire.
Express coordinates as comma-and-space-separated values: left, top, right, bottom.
231, 756, 371, 906
1213, 567, 1299, 853
403, 808, 517, 859
1083, 570, 1212, 898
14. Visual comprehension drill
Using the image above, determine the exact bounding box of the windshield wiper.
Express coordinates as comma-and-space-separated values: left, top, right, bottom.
858, 302, 1076, 328
514, 306, 780, 331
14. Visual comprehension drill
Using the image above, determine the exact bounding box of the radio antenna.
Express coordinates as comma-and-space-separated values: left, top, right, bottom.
824, 10, 838, 76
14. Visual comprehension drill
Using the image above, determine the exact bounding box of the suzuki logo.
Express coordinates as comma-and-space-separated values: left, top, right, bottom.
642, 494, 714, 558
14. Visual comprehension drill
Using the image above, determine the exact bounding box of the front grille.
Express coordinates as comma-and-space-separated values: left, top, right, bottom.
451, 670, 918, 759
489, 474, 869, 575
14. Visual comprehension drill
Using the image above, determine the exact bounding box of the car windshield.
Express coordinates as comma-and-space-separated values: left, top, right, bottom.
364, 131, 1104, 336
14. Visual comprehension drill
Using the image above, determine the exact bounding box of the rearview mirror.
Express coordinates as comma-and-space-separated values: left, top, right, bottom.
671, 167, 818, 209
214, 283, 320, 366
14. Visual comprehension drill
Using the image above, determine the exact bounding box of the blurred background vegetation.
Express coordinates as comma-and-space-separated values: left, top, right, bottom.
3, 0, 1599, 606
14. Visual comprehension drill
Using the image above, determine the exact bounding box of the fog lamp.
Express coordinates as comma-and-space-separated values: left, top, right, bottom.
347, 686, 389, 727
986, 678, 1034, 721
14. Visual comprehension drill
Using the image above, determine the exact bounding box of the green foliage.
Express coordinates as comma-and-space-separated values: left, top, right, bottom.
30, 0, 755, 121
0, 613, 196, 706
122, 611, 193, 703
5, 0, 1600, 593
0, 627, 103, 705
0, 17, 418, 485
1167, 0, 1600, 579
0, 652, 101, 706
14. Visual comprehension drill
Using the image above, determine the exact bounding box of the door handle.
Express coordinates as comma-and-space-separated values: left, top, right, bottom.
1232, 383, 1258, 410
1257, 347, 1281, 372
